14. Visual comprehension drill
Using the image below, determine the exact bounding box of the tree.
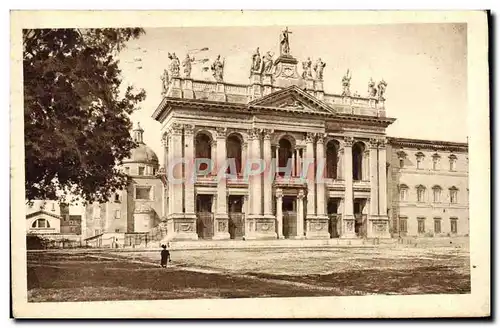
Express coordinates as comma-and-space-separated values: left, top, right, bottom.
23, 28, 146, 204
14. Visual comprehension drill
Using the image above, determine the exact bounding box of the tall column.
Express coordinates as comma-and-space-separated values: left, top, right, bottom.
249, 128, 262, 217
263, 129, 273, 216
368, 138, 379, 217
296, 149, 302, 178
161, 134, 168, 169
305, 133, 316, 219
296, 190, 305, 238
274, 145, 280, 176
241, 141, 247, 176
342, 136, 356, 238
291, 151, 296, 176
316, 134, 326, 218
184, 124, 196, 216
276, 189, 284, 239
214, 127, 229, 239
378, 139, 388, 217
170, 123, 184, 216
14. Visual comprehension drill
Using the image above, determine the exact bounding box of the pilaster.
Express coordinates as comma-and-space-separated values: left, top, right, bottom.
214, 127, 229, 239
341, 136, 356, 238
305, 132, 316, 220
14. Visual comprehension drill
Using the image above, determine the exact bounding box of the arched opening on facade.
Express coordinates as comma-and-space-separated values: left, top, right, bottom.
195, 132, 212, 174
226, 134, 243, 175
326, 140, 340, 179
278, 137, 294, 177
352, 141, 365, 181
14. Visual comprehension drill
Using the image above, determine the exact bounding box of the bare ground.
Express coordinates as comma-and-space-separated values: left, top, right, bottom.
27, 244, 470, 302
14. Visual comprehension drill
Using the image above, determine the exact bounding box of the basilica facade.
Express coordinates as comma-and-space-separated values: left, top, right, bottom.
151, 32, 469, 242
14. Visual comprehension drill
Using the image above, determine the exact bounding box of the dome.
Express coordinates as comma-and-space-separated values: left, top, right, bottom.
122, 122, 159, 165
124, 143, 159, 164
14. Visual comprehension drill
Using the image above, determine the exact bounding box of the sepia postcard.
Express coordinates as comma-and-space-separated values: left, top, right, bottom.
10, 10, 490, 318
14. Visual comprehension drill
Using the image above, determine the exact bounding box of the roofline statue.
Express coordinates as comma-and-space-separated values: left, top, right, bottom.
280, 27, 292, 56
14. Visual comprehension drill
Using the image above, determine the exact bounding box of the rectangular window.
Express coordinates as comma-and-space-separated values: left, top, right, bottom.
135, 186, 152, 200
400, 189, 408, 201
400, 217, 408, 233
450, 218, 458, 234
450, 190, 458, 204
115, 229, 120, 233
138, 166, 145, 176
417, 189, 425, 202
416, 158, 422, 169
433, 189, 441, 203
434, 218, 442, 234
115, 210, 121, 219
417, 218, 425, 234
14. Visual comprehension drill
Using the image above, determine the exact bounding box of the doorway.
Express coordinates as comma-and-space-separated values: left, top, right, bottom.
282, 196, 297, 238
196, 195, 214, 239
327, 198, 341, 238
228, 195, 244, 239
354, 199, 367, 238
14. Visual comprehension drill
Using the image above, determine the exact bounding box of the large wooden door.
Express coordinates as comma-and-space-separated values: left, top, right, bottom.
228, 195, 244, 239
196, 195, 214, 240
329, 214, 340, 238
283, 211, 297, 238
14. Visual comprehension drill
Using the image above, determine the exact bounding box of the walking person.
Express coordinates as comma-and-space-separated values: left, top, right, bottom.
160, 244, 171, 268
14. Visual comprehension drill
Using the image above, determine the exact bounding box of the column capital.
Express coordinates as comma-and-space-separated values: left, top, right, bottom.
215, 127, 227, 138
276, 188, 283, 198
248, 128, 262, 140
170, 123, 183, 136
316, 133, 326, 144
368, 138, 379, 149
184, 124, 195, 136
263, 129, 273, 140
377, 137, 388, 148
343, 136, 354, 147
298, 189, 305, 199
306, 132, 315, 143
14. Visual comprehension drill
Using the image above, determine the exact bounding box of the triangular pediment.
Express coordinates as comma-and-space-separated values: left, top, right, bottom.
248, 85, 335, 114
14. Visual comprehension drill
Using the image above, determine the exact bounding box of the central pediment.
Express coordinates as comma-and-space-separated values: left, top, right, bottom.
248, 85, 335, 114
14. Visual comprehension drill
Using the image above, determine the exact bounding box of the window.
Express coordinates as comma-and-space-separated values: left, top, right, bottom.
449, 187, 458, 204
434, 218, 442, 234
135, 186, 152, 200
449, 154, 457, 171
138, 166, 145, 176
398, 217, 408, 233
432, 154, 441, 170
416, 185, 426, 202
399, 184, 408, 201
399, 159, 404, 169
153, 168, 157, 175
115, 210, 121, 219
416, 152, 425, 169
115, 229, 120, 233
31, 219, 50, 228
51, 202, 56, 211
114, 193, 120, 202
432, 186, 442, 203
450, 218, 458, 234
417, 218, 426, 234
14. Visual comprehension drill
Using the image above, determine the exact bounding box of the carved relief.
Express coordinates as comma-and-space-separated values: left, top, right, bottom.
306, 132, 315, 143
377, 138, 388, 149
249, 128, 261, 140
175, 222, 194, 232
218, 220, 227, 232
346, 220, 354, 232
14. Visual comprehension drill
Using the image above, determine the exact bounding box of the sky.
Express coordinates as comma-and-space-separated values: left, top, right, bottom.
117, 24, 467, 158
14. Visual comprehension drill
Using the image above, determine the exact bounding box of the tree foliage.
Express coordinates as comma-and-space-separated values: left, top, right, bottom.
23, 28, 146, 204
